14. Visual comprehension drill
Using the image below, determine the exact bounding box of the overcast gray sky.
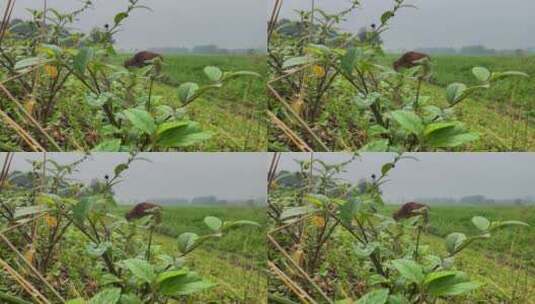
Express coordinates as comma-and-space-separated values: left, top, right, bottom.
2, 153, 268, 203
278, 153, 535, 203
10, 0, 267, 50
278, 0, 535, 50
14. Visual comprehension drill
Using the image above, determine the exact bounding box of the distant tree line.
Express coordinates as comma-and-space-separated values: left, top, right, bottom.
412, 195, 535, 206
401, 45, 535, 56
143, 196, 266, 207
146, 45, 266, 55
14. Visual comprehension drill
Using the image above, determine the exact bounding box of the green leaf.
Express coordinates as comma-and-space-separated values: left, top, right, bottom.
472, 67, 491, 82
221, 71, 261, 81
424, 124, 479, 148
381, 162, 395, 176
280, 206, 317, 220
390, 110, 424, 136
490, 220, 529, 232
122, 258, 156, 284
381, 11, 395, 24
445, 232, 466, 255
177, 232, 199, 254
119, 294, 142, 304
114, 12, 128, 24
471, 216, 490, 231
282, 56, 315, 69
14, 57, 49, 70
342, 48, 362, 75
423, 271, 458, 286
446, 83, 467, 105
89, 288, 121, 304
204, 66, 223, 82
74, 47, 94, 74
114, 164, 129, 177
490, 71, 529, 82
73, 196, 94, 223
360, 139, 389, 152
92, 139, 121, 152
86, 241, 111, 257
391, 259, 424, 284
123, 108, 156, 135
356, 288, 389, 304
156, 121, 211, 148
204, 216, 223, 232
177, 82, 199, 103
158, 272, 215, 296
427, 274, 481, 297
66, 299, 86, 304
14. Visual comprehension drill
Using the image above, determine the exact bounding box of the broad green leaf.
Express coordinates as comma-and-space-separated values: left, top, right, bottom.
390, 110, 424, 136
123, 108, 156, 135
114, 164, 129, 177
204, 216, 223, 231
446, 83, 467, 105
177, 82, 199, 103
73, 196, 94, 223
74, 47, 94, 74
360, 139, 389, 152
391, 259, 424, 284
427, 275, 481, 297
14, 206, 48, 218
339, 197, 361, 226
282, 56, 315, 69
204, 66, 223, 82
14, 57, 49, 70
280, 206, 317, 220
423, 271, 458, 286
86, 241, 111, 257
342, 48, 362, 75
92, 139, 121, 152
114, 12, 128, 24
381, 162, 395, 176
381, 11, 395, 24
423, 122, 457, 137
472, 67, 490, 82
119, 294, 142, 304
66, 299, 86, 304
353, 242, 378, 258
425, 124, 479, 148
156, 121, 211, 148
386, 294, 409, 304
471, 216, 490, 231
89, 288, 121, 304
122, 258, 156, 283
177, 232, 199, 253
445, 232, 466, 255
356, 288, 389, 304
158, 272, 215, 296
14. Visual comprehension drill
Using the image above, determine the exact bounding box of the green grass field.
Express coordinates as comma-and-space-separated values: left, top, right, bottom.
383, 54, 535, 151
119, 53, 267, 151
120, 204, 267, 303
384, 204, 535, 303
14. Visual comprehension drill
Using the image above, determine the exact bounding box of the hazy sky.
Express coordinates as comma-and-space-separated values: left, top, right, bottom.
278, 0, 535, 50
10, 0, 267, 50
278, 153, 535, 203
2, 153, 268, 202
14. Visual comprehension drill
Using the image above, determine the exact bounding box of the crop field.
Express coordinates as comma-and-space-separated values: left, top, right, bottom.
267, 156, 534, 304
380, 54, 535, 151
0, 154, 267, 303
0, 1, 266, 152
267, 2, 534, 152
135, 205, 268, 303
113, 53, 268, 151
